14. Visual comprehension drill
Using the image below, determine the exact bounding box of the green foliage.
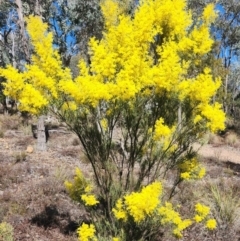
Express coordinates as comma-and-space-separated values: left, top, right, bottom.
65, 167, 91, 203
0, 222, 14, 241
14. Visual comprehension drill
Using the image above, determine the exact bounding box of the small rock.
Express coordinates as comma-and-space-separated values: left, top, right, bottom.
26, 145, 34, 153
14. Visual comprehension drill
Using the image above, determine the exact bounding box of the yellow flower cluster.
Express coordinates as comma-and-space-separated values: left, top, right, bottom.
77, 223, 97, 241
178, 157, 206, 180
158, 202, 192, 238
81, 194, 99, 206
206, 219, 217, 230
0, 16, 72, 114
61, 0, 221, 107
194, 203, 210, 222
202, 3, 217, 25
112, 181, 216, 238
61, 101, 77, 111
112, 238, 120, 241
112, 198, 128, 221
194, 203, 217, 230
100, 0, 122, 28
158, 202, 216, 237
152, 117, 176, 152
65, 168, 98, 206
115, 182, 217, 239
64, 167, 87, 201
100, 118, 108, 132
112, 181, 207, 238
124, 182, 162, 222
0, 0, 225, 134
199, 102, 226, 132
113, 182, 162, 223
153, 118, 174, 140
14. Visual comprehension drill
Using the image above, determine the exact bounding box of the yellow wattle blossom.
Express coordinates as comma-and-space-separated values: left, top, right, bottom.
0, 16, 72, 114
202, 3, 217, 24
193, 114, 203, 124
124, 182, 162, 222
65, 167, 100, 207
198, 167, 206, 179
81, 194, 99, 206
206, 218, 217, 230
189, 69, 221, 103
61, 101, 77, 111
112, 199, 127, 221
84, 185, 93, 193
153, 118, 176, 152
0, 0, 225, 136
100, 118, 108, 131
194, 203, 216, 231
180, 172, 191, 180
113, 182, 162, 223
200, 103, 226, 132
194, 203, 210, 223
77, 223, 97, 241
194, 214, 204, 223
178, 157, 206, 180
65, 167, 91, 202
153, 118, 172, 140
190, 25, 214, 55
100, 0, 121, 27
158, 202, 192, 238
112, 237, 120, 241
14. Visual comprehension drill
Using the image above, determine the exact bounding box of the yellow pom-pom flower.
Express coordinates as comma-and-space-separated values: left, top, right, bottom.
77, 223, 97, 241
81, 194, 99, 206
206, 219, 217, 230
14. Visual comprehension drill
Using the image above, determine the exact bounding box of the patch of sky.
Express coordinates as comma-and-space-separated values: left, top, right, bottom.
49, 1, 77, 55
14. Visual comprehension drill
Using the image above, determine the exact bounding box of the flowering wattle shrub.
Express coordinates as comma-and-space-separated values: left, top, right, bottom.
70, 177, 217, 240
0, 0, 224, 239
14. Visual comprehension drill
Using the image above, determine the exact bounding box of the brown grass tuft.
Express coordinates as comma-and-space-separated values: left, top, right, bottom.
0, 115, 22, 131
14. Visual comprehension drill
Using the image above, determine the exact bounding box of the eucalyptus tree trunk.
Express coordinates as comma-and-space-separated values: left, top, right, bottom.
15, 0, 47, 151
15, 0, 30, 61
37, 115, 47, 151
35, 0, 41, 15
224, 74, 229, 114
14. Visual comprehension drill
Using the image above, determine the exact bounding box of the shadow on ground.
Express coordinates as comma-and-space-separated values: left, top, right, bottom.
31, 205, 79, 234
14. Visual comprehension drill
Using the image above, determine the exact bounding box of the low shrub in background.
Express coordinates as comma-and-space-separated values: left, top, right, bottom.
0, 222, 14, 241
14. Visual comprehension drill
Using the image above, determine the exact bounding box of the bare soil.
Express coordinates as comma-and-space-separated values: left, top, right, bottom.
199, 143, 240, 162
0, 126, 92, 241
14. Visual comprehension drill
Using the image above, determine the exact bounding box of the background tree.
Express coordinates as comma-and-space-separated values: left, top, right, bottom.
0, 0, 31, 113
19, 0, 104, 66
214, 0, 240, 114
0, 0, 133, 105
188, 0, 240, 116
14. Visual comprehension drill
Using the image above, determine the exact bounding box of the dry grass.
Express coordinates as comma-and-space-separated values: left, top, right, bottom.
0, 115, 22, 131
0, 116, 86, 240
225, 132, 239, 147
169, 158, 240, 241
71, 137, 81, 146
207, 132, 223, 146
59, 147, 81, 159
